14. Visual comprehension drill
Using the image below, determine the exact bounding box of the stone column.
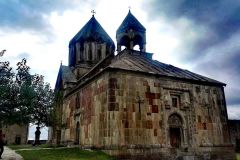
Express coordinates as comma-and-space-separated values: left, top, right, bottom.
183, 127, 188, 147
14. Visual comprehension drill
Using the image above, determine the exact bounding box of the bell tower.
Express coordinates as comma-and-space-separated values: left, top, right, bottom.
68, 13, 115, 79
116, 10, 146, 52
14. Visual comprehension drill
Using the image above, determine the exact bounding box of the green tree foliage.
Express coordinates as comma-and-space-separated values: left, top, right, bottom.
0, 61, 16, 125
0, 58, 54, 128
50, 90, 63, 128
32, 75, 54, 127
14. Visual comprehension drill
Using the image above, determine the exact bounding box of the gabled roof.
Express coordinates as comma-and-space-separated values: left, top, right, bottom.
77, 49, 225, 87
108, 50, 225, 85
65, 49, 225, 97
117, 11, 146, 34
69, 16, 115, 47
55, 64, 77, 90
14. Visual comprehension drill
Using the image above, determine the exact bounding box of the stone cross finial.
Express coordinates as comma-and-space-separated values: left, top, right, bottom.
128, 6, 131, 12
91, 10, 96, 16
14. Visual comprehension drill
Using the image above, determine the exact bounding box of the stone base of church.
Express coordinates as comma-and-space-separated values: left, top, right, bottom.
98, 145, 236, 160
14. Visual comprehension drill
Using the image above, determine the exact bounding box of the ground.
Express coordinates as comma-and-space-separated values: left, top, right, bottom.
6, 145, 114, 160
237, 153, 240, 160
2, 146, 23, 160
5, 144, 240, 160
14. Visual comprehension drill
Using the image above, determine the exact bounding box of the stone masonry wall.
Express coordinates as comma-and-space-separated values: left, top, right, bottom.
105, 71, 230, 148
2, 124, 28, 144
61, 72, 109, 146
61, 70, 234, 158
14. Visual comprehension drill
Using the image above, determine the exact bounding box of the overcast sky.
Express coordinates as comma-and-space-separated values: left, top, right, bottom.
1, 0, 240, 125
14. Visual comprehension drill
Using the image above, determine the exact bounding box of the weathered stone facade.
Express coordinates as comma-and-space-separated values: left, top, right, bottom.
53, 11, 236, 159
2, 124, 28, 144
59, 70, 235, 159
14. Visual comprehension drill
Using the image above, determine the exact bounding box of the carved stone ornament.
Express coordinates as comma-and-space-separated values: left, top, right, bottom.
168, 114, 183, 127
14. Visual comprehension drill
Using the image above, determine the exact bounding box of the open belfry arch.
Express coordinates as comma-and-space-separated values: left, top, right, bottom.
53, 9, 236, 159
116, 10, 146, 52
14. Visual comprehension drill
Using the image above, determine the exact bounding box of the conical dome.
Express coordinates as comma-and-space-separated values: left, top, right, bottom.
69, 16, 115, 47
116, 11, 146, 52
117, 11, 146, 34
69, 16, 115, 67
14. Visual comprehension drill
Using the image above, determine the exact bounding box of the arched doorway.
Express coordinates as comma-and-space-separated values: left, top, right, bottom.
75, 122, 80, 144
168, 114, 183, 148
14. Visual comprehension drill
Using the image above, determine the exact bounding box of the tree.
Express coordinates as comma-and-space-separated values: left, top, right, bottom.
15, 58, 35, 125
0, 58, 54, 142
31, 75, 54, 145
0, 58, 36, 126
32, 75, 54, 127
0, 61, 16, 126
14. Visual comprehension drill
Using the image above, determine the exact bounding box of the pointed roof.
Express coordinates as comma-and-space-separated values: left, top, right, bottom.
55, 64, 77, 90
117, 10, 146, 34
69, 16, 115, 47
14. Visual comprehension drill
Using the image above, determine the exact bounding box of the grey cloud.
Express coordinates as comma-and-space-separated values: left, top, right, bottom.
0, 0, 95, 34
192, 33, 240, 107
143, 0, 240, 61
143, 1, 240, 115
193, 50, 240, 107
227, 105, 240, 120
226, 88, 240, 106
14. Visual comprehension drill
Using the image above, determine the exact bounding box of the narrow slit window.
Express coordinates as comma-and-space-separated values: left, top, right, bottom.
172, 96, 179, 108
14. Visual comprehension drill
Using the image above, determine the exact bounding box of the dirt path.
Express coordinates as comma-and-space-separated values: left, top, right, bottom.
1, 146, 23, 160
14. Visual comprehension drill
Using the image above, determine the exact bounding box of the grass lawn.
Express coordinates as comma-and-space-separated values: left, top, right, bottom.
237, 153, 240, 160
16, 147, 114, 160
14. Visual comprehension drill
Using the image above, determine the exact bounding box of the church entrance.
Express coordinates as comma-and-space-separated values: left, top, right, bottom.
168, 114, 183, 148
170, 128, 181, 148
75, 122, 80, 144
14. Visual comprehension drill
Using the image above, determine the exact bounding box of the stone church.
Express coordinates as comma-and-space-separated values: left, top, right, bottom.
53, 11, 235, 159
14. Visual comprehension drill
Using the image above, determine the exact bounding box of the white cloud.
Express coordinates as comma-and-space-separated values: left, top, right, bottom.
227, 105, 240, 120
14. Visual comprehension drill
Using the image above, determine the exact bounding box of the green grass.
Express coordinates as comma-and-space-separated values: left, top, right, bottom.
237, 153, 240, 160
16, 147, 114, 160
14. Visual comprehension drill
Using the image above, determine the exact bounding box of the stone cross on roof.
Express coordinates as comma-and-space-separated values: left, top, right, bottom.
91, 10, 96, 16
